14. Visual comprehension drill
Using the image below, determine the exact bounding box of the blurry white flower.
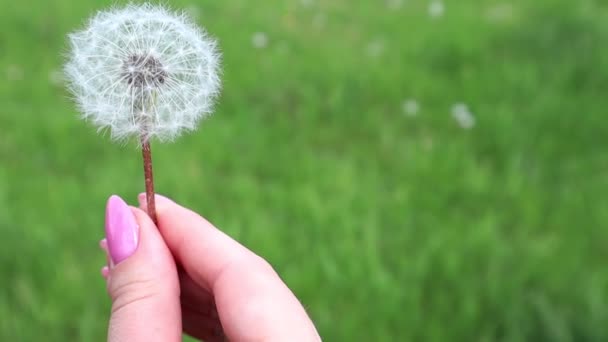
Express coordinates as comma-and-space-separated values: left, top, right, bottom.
402, 99, 420, 117
252, 32, 269, 49
451, 103, 476, 129
64, 3, 221, 142
428, 1, 445, 18
6, 64, 24, 81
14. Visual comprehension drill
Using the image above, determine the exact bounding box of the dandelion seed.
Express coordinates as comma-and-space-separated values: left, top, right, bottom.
451, 103, 476, 129
6, 64, 24, 81
428, 0, 445, 18
64, 3, 222, 224
252, 32, 269, 49
402, 99, 420, 117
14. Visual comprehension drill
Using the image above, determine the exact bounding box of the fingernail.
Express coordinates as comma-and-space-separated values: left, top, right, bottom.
105, 195, 139, 265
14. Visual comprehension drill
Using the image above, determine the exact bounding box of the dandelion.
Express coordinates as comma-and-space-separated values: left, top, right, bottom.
64, 3, 221, 223
252, 32, 269, 49
402, 99, 420, 117
428, 0, 445, 19
451, 103, 476, 129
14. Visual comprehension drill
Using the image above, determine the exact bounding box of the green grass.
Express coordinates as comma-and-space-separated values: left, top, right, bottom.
1, 0, 608, 340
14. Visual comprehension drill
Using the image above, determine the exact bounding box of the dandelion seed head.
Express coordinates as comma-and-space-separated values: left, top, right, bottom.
252, 32, 269, 49
451, 103, 476, 129
64, 3, 222, 142
428, 0, 445, 19
402, 99, 420, 117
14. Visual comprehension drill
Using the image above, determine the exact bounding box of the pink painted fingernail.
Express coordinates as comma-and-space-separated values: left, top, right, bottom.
105, 195, 139, 265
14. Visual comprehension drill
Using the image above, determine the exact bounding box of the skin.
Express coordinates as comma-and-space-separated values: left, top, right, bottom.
101, 194, 321, 342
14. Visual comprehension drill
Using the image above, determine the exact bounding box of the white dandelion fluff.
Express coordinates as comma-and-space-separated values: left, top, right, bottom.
428, 0, 445, 19
402, 99, 420, 117
64, 3, 221, 142
451, 103, 476, 129
251, 32, 269, 49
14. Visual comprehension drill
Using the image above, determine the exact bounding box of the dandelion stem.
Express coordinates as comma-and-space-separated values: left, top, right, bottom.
141, 136, 158, 225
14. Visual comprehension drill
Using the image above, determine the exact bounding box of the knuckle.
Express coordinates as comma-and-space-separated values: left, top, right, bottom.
108, 275, 163, 314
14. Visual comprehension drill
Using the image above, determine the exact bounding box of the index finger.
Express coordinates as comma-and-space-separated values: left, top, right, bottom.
138, 194, 321, 341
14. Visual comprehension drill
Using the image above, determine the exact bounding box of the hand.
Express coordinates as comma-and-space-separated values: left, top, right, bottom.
100, 194, 321, 341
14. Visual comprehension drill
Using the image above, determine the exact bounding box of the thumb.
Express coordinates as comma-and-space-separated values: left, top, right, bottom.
104, 195, 181, 342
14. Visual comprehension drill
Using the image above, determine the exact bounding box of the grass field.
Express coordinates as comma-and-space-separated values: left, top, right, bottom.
1, 0, 608, 340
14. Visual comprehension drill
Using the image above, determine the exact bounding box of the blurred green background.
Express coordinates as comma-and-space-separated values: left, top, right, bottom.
1, 0, 608, 340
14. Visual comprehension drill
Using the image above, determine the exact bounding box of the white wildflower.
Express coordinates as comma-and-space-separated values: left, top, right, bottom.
64, 3, 221, 142
428, 1, 445, 18
451, 103, 476, 129
402, 99, 420, 117
252, 32, 269, 49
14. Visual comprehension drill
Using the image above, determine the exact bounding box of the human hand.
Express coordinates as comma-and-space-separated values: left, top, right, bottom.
100, 194, 321, 341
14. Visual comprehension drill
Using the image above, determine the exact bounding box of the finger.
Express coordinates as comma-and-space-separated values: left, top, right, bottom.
139, 194, 321, 341
104, 195, 181, 342
138, 193, 250, 291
